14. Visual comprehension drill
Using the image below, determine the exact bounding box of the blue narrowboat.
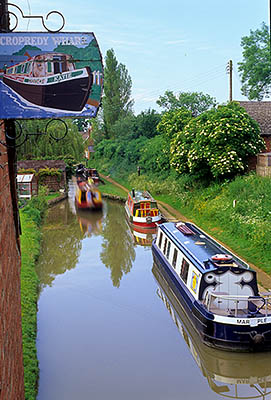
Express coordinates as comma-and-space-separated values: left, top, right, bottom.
152, 221, 271, 352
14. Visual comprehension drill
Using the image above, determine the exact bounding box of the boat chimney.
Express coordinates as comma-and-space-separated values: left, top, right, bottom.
132, 189, 135, 198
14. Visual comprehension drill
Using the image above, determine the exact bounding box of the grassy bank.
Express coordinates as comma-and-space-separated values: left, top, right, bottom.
20, 190, 48, 400
100, 170, 271, 275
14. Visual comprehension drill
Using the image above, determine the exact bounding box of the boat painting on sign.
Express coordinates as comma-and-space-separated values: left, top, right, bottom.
151, 221, 271, 352
0, 33, 103, 119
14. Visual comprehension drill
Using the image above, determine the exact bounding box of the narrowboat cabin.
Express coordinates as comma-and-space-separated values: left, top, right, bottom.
125, 190, 162, 228
152, 221, 271, 352
152, 262, 271, 398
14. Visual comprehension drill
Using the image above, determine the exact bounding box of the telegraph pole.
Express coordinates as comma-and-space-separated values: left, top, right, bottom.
226, 60, 233, 102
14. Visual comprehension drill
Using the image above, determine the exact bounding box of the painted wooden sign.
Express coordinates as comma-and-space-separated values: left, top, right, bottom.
0, 32, 103, 119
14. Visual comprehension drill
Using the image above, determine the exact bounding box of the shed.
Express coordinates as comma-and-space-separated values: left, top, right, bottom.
17, 174, 38, 199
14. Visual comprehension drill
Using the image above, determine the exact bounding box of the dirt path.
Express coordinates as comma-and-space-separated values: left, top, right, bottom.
100, 174, 271, 291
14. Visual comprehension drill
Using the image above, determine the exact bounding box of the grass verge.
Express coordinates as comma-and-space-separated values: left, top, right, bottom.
20, 189, 48, 400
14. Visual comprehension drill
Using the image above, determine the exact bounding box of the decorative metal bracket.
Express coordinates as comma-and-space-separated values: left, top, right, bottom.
0, 119, 68, 148
1, 3, 65, 32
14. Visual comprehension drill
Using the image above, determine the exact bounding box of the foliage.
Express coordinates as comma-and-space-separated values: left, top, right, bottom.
16, 119, 85, 161
18, 168, 36, 175
37, 168, 62, 184
157, 107, 193, 140
20, 187, 48, 399
131, 109, 161, 139
102, 49, 134, 138
238, 22, 271, 100
157, 90, 217, 115
170, 102, 265, 179
138, 134, 171, 175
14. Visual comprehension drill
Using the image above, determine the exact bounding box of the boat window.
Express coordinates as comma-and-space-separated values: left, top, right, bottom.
151, 202, 157, 209
163, 238, 168, 254
172, 248, 178, 269
47, 62, 52, 73
166, 241, 171, 259
17, 65, 22, 73
158, 232, 163, 248
180, 258, 189, 284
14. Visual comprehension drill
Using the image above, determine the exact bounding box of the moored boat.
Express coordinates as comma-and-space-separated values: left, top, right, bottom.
125, 189, 162, 228
152, 221, 271, 352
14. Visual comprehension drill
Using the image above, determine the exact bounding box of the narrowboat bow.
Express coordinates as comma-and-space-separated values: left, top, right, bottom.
152, 221, 271, 352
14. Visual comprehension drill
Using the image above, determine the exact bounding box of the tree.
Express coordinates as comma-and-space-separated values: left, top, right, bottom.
170, 102, 265, 179
102, 49, 134, 138
238, 22, 271, 100
157, 90, 217, 115
16, 119, 85, 161
157, 107, 193, 140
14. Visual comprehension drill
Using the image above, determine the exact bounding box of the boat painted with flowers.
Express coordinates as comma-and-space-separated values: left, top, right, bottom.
125, 189, 162, 228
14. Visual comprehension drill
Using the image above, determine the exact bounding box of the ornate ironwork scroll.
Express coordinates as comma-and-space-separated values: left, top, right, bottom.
0, 3, 65, 32
0, 119, 68, 148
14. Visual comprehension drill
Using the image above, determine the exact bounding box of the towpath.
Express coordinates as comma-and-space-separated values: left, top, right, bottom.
100, 174, 271, 291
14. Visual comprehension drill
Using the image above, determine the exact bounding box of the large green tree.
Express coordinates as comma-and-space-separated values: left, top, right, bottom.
157, 90, 217, 115
102, 49, 134, 138
238, 22, 271, 100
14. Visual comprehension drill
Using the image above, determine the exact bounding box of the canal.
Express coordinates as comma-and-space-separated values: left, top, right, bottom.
36, 185, 271, 400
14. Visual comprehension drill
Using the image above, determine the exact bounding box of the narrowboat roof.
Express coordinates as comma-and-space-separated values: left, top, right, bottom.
129, 190, 156, 203
159, 222, 251, 273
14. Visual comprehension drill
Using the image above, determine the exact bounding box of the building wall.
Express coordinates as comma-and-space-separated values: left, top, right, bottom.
0, 122, 25, 400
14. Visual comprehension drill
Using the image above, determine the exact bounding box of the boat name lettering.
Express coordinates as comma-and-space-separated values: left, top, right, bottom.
0, 36, 88, 47
237, 317, 267, 325
48, 73, 71, 83
25, 78, 46, 84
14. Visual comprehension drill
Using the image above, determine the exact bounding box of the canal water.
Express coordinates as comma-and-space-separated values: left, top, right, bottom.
36, 184, 271, 400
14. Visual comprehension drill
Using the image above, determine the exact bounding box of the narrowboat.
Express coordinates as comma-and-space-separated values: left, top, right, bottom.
152, 263, 271, 398
125, 189, 162, 228
75, 179, 103, 210
152, 221, 271, 352
3, 53, 92, 111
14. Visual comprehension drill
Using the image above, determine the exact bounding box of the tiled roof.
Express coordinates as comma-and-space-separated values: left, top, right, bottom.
238, 101, 271, 136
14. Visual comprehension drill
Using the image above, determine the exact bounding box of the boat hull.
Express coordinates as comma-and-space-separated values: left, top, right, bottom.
3, 67, 92, 111
152, 242, 271, 352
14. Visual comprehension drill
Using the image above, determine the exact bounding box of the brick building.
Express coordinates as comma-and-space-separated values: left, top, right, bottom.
17, 159, 67, 192
238, 101, 271, 175
0, 122, 25, 399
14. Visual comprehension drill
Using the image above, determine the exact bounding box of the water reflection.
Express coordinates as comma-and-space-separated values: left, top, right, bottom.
77, 209, 103, 237
127, 223, 157, 247
152, 262, 271, 400
100, 201, 136, 287
36, 201, 83, 289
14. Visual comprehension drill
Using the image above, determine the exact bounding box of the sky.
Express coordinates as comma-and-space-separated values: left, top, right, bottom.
6, 0, 270, 114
